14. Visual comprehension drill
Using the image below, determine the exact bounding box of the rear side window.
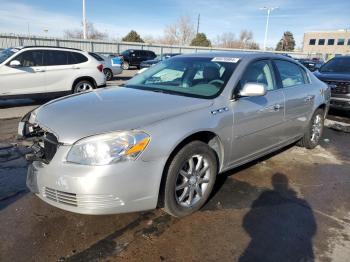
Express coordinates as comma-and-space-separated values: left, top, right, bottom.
13, 50, 44, 67
44, 50, 68, 66
44, 50, 87, 66
274, 60, 306, 88
240, 60, 276, 91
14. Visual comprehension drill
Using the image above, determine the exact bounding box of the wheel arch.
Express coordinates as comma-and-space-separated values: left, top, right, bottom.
157, 130, 224, 208
315, 103, 327, 118
71, 76, 97, 92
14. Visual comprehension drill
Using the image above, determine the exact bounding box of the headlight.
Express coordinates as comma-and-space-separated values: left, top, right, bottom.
66, 131, 150, 166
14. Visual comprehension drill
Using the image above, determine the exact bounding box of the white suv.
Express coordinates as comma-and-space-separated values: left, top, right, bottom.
0, 46, 106, 99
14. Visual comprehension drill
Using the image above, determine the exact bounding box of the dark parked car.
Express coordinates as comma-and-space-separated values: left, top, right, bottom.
314, 56, 350, 111
140, 53, 181, 69
296, 59, 324, 72
120, 49, 156, 70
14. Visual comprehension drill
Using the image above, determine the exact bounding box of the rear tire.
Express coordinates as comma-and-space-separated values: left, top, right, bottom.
162, 141, 217, 217
103, 69, 113, 81
122, 61, 130, 70
298, 108, 324, 149
73, 80, 94, 93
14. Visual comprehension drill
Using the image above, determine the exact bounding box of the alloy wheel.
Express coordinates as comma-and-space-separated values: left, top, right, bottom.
75, 82, 93, 93
175, 154, 211, 208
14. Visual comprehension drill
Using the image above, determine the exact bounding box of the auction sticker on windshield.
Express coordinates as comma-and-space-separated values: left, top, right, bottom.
211, 57, 240, 63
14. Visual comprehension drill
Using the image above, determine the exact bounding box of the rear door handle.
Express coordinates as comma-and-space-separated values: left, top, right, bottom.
304, 95, 314, 102
273, 104, 282, 111
72, 66, 80, 69
34, 68, 45, 72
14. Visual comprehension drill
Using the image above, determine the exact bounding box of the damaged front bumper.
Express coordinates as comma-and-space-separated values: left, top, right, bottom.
18, 109, 165, 215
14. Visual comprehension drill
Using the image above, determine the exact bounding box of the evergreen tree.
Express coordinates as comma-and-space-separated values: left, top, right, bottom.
122, 30, 144, 43
190, 33, 211, 47
276, 31, 295, 51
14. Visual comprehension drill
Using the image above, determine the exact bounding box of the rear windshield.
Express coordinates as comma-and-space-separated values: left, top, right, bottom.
319, 57, 350, 73
125, 56, 239, 99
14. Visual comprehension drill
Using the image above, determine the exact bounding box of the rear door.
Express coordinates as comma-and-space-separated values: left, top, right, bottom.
0, 50, 46, 96
43, 50, 85, 92
230, 59, 286, 164
273, 59, 314, 138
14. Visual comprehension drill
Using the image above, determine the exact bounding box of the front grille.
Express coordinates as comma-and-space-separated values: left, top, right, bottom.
43, 133, 58, 162
324, 80, 350, 94
43, 187, 125, 208
44, 187, 77, 206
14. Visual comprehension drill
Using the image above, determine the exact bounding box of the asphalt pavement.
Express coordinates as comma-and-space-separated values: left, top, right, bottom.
0, 69, 350, 261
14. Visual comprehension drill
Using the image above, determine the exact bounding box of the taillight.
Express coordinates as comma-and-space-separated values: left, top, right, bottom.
97, 64, 103, 72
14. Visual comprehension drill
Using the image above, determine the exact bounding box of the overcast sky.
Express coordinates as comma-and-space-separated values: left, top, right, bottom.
0, 0, 349, 48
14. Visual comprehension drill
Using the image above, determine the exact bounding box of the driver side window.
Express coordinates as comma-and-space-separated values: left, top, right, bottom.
240, 60, 275, 91
12, 50, 44, 67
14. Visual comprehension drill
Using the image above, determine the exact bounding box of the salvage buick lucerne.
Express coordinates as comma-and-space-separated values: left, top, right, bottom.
19, 52, 330, 217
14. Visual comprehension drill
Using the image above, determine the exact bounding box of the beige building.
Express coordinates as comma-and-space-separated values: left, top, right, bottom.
303, 30, 350, 58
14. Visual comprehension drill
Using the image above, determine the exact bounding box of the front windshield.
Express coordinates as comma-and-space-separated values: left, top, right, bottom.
319, 57, 350, 73
0, 48, 18, 64
125, 56, 239, 99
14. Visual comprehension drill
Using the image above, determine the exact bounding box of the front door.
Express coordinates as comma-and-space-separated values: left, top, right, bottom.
0, 50, 47, 96
230, 60, 286, 165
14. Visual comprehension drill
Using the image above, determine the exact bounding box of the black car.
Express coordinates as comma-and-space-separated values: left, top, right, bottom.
296, 59, 324, 72
314, 56, 350, 111
140, 53, 181, 69
120, 49, 156, 70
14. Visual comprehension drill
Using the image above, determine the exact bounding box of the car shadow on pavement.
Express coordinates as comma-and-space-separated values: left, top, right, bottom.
0, 145, 31, 211
0, 98, 49, 109
239, 173, 317, 262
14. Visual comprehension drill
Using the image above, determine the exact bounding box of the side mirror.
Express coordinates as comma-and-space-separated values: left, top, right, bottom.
239, 83, 267, 97
9, 60, 21, 67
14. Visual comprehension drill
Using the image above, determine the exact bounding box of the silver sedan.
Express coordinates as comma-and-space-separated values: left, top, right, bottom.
20, 52, 330, 217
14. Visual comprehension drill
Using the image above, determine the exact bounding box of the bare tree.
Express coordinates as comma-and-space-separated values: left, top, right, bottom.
163, 16, 196, 45
239, 30, 253, 48
64, 22, 108, 40
215, 30, 259, 50
214, 32, 237, 48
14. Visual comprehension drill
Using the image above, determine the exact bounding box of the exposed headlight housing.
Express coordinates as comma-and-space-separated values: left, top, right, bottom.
66, 131, 150, 166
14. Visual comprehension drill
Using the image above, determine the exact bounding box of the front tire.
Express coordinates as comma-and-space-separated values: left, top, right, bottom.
162, 141, 217, 217
298, 108, 324, 149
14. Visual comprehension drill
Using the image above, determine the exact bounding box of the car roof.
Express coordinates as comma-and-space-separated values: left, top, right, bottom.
15, 46, 83, 52
176, 51, 294, 61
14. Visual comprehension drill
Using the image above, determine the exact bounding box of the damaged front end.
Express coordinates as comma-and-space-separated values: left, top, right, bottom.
18, 108, 60, 165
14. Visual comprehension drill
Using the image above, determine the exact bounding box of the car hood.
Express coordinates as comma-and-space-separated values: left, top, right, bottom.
314, 71, 350, 81
35, 87, 212, 144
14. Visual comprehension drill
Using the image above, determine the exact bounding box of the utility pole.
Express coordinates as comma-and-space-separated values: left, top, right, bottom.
260, 6, 278, 50
196, 14, 200, 35
82, 0, 87, 39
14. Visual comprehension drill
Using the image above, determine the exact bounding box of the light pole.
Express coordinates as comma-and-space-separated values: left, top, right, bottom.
82, 0, 87, 39
260, 6, 278, 50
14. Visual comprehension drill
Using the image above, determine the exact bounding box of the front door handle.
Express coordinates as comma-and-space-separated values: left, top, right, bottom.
259, 104, 283, 113
34, 68, 45, 73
